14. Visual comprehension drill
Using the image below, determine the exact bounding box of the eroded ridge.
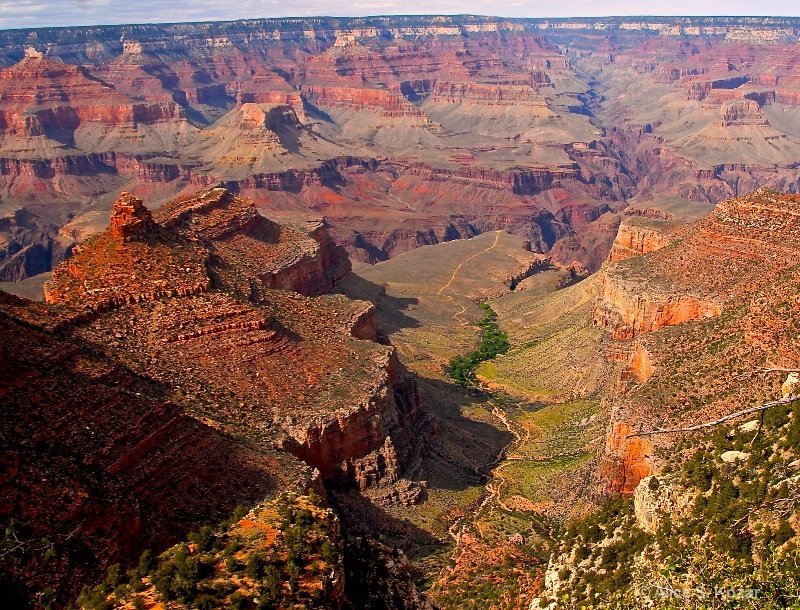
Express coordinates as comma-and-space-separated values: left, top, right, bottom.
3, 188, 433, 605
593, 188, 800, 496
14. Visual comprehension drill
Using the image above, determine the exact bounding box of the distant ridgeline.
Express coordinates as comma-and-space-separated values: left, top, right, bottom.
2, 15, 800, 59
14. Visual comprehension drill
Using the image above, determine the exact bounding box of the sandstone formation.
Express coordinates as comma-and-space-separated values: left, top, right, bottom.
592, 188, 800, 341
592, 274, 722, 340
607, 219, 672, 262
592, 188, 800, 497
108, 192, 157, 241
597, 422, 653, 496
716, 98, 769, 127
3, 188, 431, 607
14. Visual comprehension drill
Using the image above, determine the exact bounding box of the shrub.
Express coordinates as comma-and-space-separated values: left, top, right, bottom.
229, 591, 248, 610
188, 526, 217, 552
448, 302, 509, 385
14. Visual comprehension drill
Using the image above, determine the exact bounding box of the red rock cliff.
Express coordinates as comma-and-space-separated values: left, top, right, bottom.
607, 220, 672, 262
592, 272, 722, 340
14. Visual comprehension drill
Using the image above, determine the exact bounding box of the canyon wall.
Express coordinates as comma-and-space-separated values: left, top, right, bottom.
593, 188, 800, 497
607, 220, 672, 262
592, 273, 722, 340
6, 15, 800, 281
4, 188, 432, 606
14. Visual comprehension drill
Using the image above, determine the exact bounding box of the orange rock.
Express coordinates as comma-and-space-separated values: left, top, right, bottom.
109, 192, 156, 242
608, 221, 672, 262
599, 423, 653, 496
592, 272, 722, 340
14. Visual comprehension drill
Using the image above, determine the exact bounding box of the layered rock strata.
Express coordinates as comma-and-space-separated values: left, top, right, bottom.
4, 188, 430, 607
594, 188, 800, 496
607, 219, 672, 262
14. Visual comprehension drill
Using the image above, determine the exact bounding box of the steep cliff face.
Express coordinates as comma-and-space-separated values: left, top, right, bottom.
592, 188, 800, 499
591, 189, 800, 341
607, 219, 672, 262
279, 348, 426, 500
592, 272, 722, 340
625, 341, 654, 383
5, 188, 431, 607
597, 422, 653, 496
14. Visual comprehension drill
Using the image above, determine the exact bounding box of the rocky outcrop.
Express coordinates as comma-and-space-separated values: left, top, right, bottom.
307, 220, 354, 291
633, 476, 692, 533
595, 190, 800, 346
108, 192, 156, 242
155, 188, 351, 297
623, 208, 674, 221
44, 195, 212, 312
9, 185, 433, 605
279, 348, 426, 499
341, 299, 380, 340
715, 98, 769, 127
592, 272, 722, 340
47, 188, 425, 497
607, 220, 672, 262
598, 422, 652, 496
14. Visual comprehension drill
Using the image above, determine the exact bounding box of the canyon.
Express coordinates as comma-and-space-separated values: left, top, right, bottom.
4, 15, 800, 289
4, 12, 800, 610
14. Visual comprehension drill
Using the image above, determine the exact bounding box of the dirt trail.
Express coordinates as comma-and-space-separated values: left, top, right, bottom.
437, 230, 501, 298
388, 187, 420, 214
435, 230, 502, 324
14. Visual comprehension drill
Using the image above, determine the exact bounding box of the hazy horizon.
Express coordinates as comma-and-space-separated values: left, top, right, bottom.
2, 1, 800, 31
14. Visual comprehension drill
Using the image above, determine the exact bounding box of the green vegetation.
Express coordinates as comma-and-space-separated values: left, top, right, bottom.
1, 520, 56, 609
448, 302, 509, 384
75, 494, 343, 610
546, 398, 800, 609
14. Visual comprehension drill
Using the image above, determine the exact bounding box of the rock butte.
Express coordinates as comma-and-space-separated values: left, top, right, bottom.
2, 188, 432, 602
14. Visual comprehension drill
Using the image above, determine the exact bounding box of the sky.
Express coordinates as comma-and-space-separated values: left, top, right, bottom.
1, 0, 800, 30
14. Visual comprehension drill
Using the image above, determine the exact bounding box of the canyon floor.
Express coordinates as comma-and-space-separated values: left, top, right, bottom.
341, 239, 603, 606
336, 191, 728, 608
